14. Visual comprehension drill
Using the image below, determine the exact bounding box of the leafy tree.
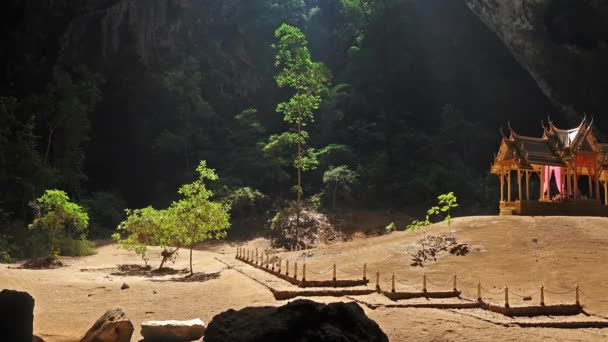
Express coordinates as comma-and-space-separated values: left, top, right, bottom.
271, 23, 330, 230
172, 161, 231, 275
112, 207, 180, 269
28, 189, 89, 257
322, 165, 358, 209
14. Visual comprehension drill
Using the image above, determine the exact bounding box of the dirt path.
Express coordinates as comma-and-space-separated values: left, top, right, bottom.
2, 216, 608, 341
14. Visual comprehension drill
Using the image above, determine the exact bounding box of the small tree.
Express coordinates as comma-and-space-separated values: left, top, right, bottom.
322, 165, 358, 209
271, 23, 330, 231
172, 161, 231, 275
29, 189, 89, 257
112, 207, 180, 269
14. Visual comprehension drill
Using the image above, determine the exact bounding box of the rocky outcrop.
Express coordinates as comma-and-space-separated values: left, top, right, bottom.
204, 299, 389, 342
464, 0, 608, 120
59, 0, 191, 66
0, 289, 35, 341
141, 319, 205, 341
81, 308, 133, 342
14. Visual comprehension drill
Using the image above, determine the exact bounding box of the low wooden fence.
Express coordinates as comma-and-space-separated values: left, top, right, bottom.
236, 247, 588, 316
236, 247, 369, 288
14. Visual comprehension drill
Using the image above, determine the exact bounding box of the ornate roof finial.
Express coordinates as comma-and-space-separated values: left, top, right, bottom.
499, 125, 506, 139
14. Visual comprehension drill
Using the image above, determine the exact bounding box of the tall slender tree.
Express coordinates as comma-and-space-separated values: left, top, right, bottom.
271, 23, 330, 231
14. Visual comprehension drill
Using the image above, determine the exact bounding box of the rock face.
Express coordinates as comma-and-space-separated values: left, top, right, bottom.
204, 299, 389, 342
81, 308, 134, 342
0, 289, 35, 341
141, 319, 205, 341
464, 0, 608, 120
58, 0, 191, 67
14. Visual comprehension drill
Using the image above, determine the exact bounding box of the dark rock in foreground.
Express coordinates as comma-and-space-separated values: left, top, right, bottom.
0, 289, 35, 342
204, 299, 389, 342
80, 308, 133, 342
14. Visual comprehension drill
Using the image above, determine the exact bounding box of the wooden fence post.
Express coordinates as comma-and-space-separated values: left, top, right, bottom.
302, 263, 307, 282
278, 258, 282, 274
236, 247, 239, 259
453, 274, 457, 291
294, 262, 298, 280
391, 273, 395, 293
286, 259, 290, 276
333, 264, 336, 282
477, 281, 482, 302
266, 253, 269, 268
363, 263, 367, 281
540, 285, 545, 306
255, 248, 258, 264
376, 271, 380, 292
505, 286, 509, 308
576, 284, 580, 305
423, 273, 427, 293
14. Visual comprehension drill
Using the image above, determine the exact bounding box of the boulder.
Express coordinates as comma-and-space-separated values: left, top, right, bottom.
141, 319, 205, 341
204, 299, 389, 342
0, 289, 35, 341
81, 308, 133, 342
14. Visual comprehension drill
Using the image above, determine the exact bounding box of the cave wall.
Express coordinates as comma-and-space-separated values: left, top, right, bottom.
465, 0, 608, 125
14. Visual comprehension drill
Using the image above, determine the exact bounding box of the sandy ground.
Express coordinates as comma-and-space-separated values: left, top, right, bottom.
2, 216, 608, 341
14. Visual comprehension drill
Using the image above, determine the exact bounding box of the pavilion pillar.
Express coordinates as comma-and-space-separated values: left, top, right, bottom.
507, 169, 512, 202
567, 167, 572, 197
595, 162, 600, 201
525, 171, 530, 201
574, 165, 579, 200
499, 170, 504, 202
559, 169, 568, 199
540, 166, 545, 201
588, 172, 593, 199
517, 169, 522, 202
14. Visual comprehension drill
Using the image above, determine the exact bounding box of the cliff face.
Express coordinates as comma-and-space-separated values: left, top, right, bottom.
464, 0, 608, 121
58, 0, 190, 67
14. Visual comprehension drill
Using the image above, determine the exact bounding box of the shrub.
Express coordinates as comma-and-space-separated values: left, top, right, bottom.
385, 222, 396, 234
28, 189, 89, 257
0, 234, 14, 263
57, 236, 96, 256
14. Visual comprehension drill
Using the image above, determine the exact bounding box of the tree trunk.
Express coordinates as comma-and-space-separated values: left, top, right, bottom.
296, 117, 302, 243
44, 126, 55, 165
158, 247, 180, 270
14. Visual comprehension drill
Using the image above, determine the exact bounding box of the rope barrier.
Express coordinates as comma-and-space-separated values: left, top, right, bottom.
427, 277, 452, 287
481, 286, 506, 295
508, 289, 539, 298
544, 289, 576, 295
396, 279, 420, 286
306, 266, 333, 275
579, 290, 608, 303
336, 267, 362, 275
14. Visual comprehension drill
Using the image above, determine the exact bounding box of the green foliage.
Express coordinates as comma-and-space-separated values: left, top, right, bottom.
407, 192, 459, 235
322, 165, 358, 209
113, 206, 168, 267
172, 161, 231, 274
220, 186, 267, 217
271, 23, 331, 209
29, 189, 89, 257
114, 160, 230, 274
57, 237, 96, 256
385, 222, 396, 234
0, 234, 14, 263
